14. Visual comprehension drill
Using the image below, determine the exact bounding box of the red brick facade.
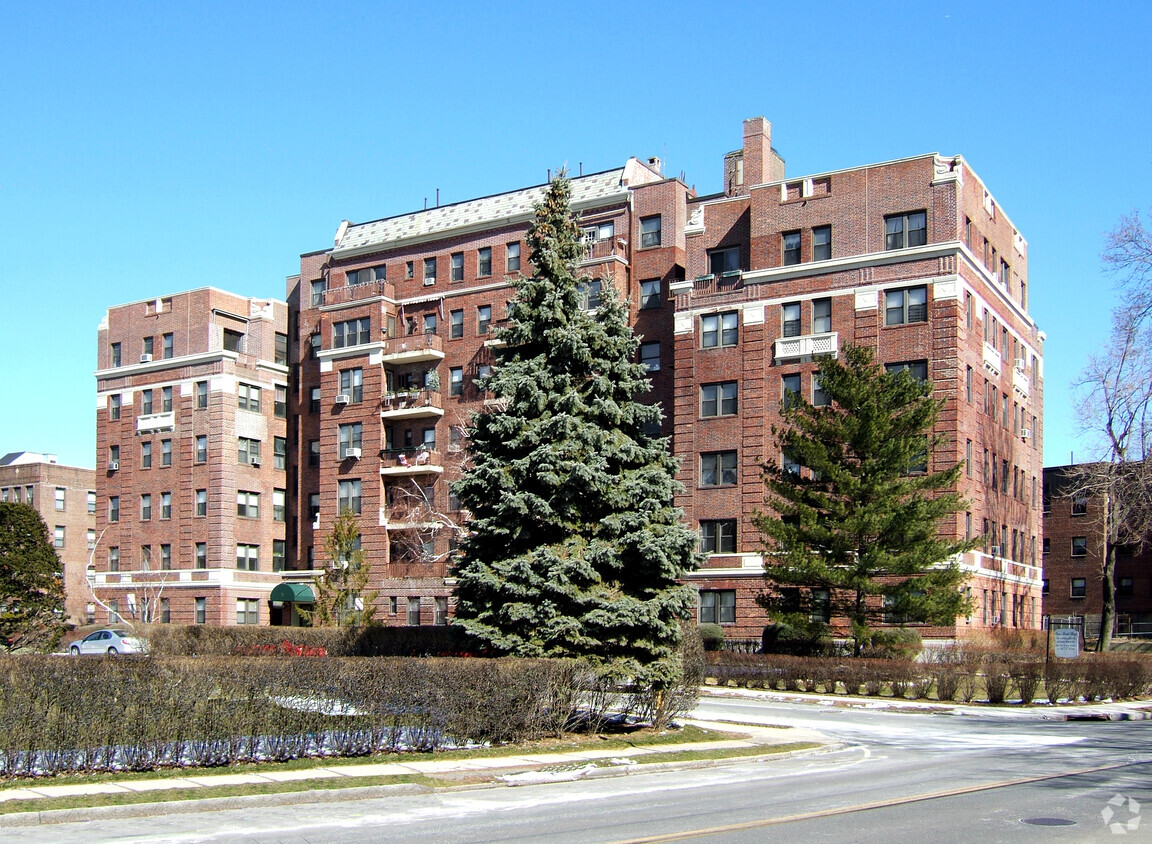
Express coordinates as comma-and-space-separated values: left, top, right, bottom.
93, 117, 1044, 636
1042, 465, 1152, 636
93, 289, 294, 627
0, 453, 95, 624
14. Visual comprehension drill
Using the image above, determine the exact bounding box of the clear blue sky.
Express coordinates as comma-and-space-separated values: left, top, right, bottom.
2, 1, 1149, 469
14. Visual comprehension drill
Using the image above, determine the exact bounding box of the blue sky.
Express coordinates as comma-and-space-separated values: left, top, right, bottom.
2, 1, 1149, 469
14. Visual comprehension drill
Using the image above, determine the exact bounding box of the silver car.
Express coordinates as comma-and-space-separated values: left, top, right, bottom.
69, 629, 147, 655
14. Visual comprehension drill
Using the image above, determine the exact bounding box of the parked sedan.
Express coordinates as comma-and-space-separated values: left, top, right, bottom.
69, 629, 147, 655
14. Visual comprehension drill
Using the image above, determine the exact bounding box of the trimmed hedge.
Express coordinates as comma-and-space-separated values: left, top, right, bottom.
0, 653, 699, 779
704, 649, 1152, 704
141, 624, 467, 658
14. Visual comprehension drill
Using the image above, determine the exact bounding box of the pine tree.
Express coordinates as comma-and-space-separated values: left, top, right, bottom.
451, 174, 699, 687
755, 345, 974, 654
0, 502, 67, 652
302, 508, 378, 627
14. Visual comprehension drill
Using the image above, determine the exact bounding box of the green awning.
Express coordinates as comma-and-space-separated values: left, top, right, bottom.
270, 583, 315, 603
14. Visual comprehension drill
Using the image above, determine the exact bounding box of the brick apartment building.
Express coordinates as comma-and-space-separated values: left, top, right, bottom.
93, 116, 1044, 634
92, 290, 302, 626
672, 119, 1045, 636
0, 451, 95, 624
284, 116, 1043, 636
1042, 465, 1152, 637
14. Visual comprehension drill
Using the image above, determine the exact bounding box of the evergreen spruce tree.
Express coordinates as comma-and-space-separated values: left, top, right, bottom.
755, 345, 974, 654
451, 175, 699, 687
0, 502, 67, 652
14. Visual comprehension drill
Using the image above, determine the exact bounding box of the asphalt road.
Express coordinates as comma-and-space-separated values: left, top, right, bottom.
10, 694, 1151, 843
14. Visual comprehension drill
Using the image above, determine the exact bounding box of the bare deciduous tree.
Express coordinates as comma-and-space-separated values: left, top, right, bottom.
1071, 209, 1152, 649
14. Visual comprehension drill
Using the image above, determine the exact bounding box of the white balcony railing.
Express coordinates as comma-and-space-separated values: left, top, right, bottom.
1013, 364, 1030, 400
983, 342, 1002, 376
136, 411, 175, 433
774, 331, 838, 363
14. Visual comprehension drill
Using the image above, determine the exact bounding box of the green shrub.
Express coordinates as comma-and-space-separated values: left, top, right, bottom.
760, 622, 831, 656
697, 624, 725, 652
859, 628, 923, 660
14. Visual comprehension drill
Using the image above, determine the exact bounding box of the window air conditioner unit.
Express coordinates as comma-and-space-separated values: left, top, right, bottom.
346, 447, 362, 459
250, 457, 261, 467
990, 546, 1001, 557
1021, 428, 1031, 440
335, 394, 351, 404
423, 277, 436, 286
1014, 358, 1026, 371
140, 353, 153, 363
108, 461, 119, 471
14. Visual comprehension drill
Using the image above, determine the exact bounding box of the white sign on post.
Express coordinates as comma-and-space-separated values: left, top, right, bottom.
1054, 628, 1080, 659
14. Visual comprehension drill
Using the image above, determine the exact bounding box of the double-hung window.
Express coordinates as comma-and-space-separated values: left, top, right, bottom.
424, 256, 437, 283
195, 435, 207, 463
477, 305, 492, 335
450, 309, 464, 339
699, 590, 736, 624
700, 382, 738, 417
338, 479, 362, 514
708, 246, 741, 276
640, 279, 661, 309
236, 547, 260, 573
640, 342, 660, 372
640, 215, 662, 248
450, 252, 464, 282
782, 302, 802, 337
884, 210, 927, 250
274, 436, 287, 470
238, 383, 261, 412
782, 373, 802, 409
812, 226, 832, 261
236, 491, 260, 519
340, 368, 363, 403
478, 247, 492, 277
701, 312, 738, 348
700, 451, 737, 487
884, 286, 928, 325
812, 299, 831, 334
885, 360, 929, 381
333, 318, 371, 348
782, 231, 801, 265
506, 242, 520, 272
238, 437, 261, 466
339, 423, 363, 459
700, 520, 737, 554
311, 279, 326, 307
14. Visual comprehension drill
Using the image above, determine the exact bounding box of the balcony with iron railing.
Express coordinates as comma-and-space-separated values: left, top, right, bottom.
579, 238, 627, 265
321, 279, 395, 307
382, 332, 445, 364
774, 331, 838, 363
378, 447, 444, 476
380, 389, 444, 420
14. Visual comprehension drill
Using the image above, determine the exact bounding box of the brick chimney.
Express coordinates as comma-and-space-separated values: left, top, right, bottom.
741, 117, 773, 187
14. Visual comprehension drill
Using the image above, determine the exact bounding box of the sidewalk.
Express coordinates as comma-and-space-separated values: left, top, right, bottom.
0, 719, 832, 824
700, 684, 1152, 720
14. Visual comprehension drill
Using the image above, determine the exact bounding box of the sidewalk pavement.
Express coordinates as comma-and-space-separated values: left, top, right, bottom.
699, 684, 1152, 720
0, 719, 831, 820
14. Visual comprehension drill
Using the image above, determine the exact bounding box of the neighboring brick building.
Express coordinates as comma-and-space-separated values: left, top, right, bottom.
92, 289, 302, 626
1042, 465, 1152, 637
0, 452, 95, 624
671, 118, 1045, 637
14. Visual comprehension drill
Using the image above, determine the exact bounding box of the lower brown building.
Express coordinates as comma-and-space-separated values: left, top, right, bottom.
1042, 465, 1152, 637
0, 452, 96, 624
